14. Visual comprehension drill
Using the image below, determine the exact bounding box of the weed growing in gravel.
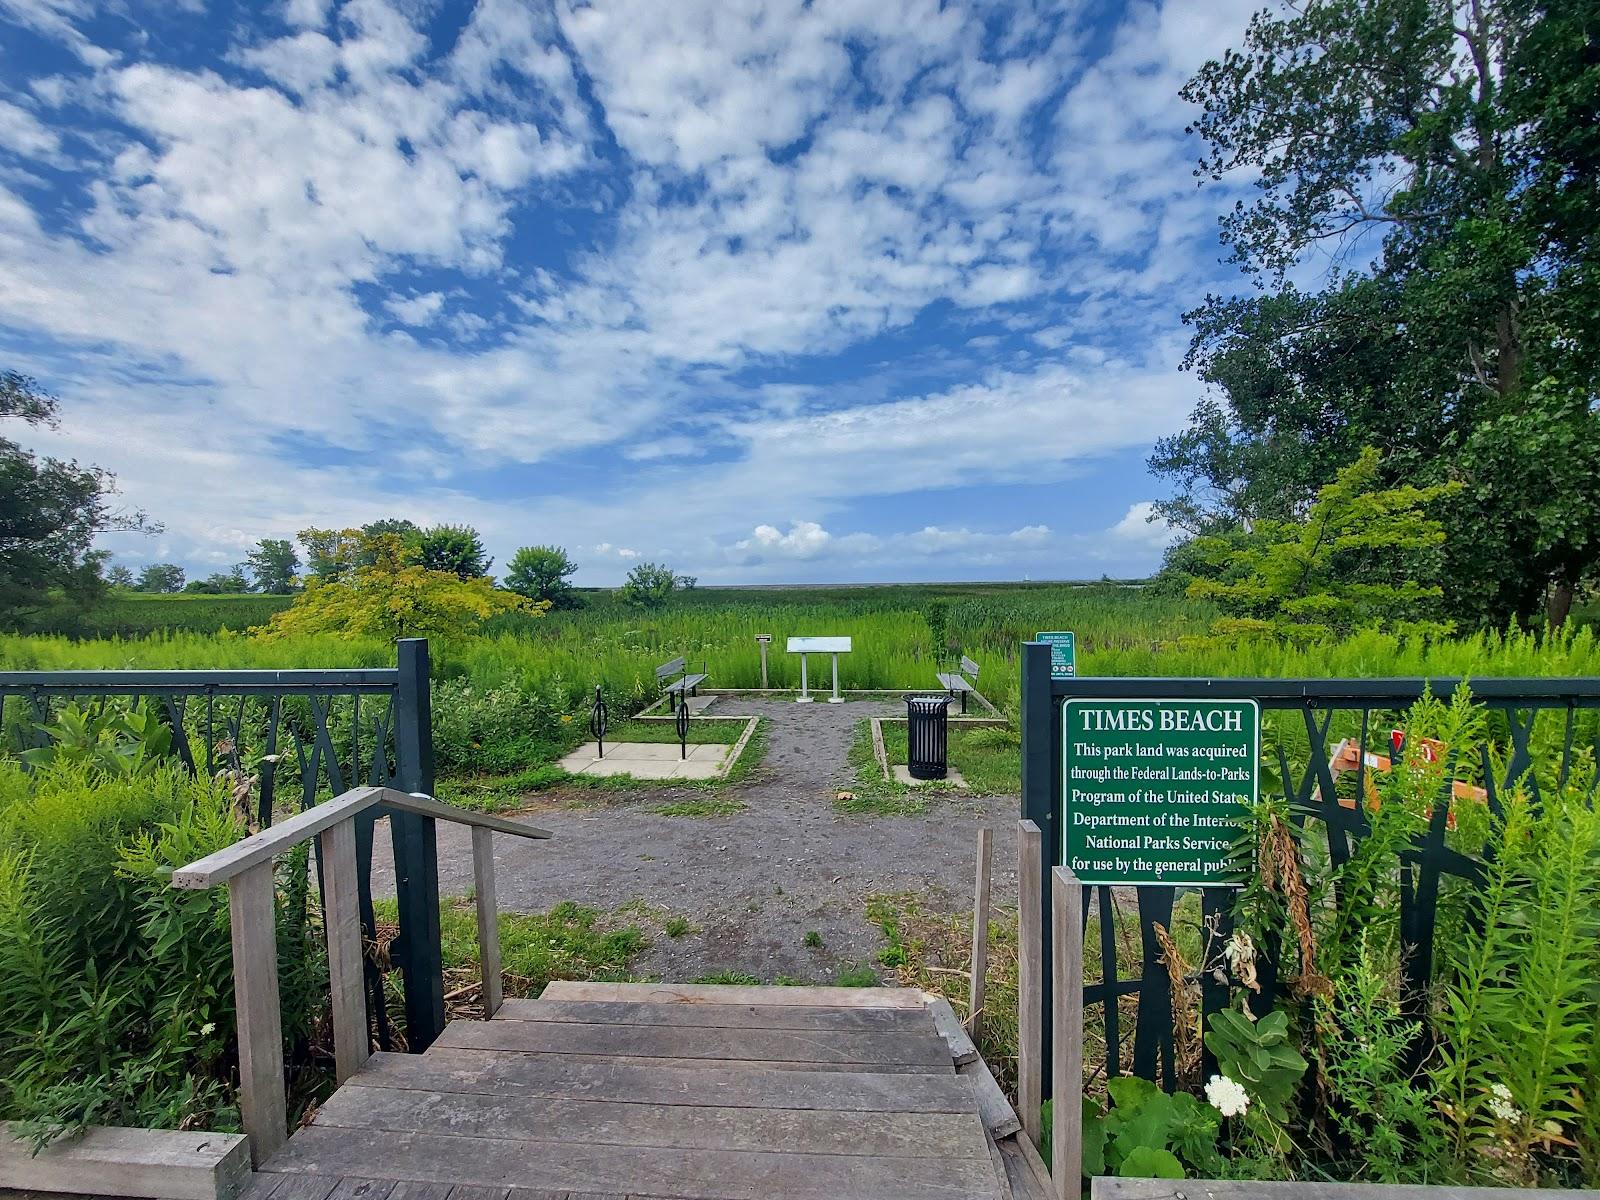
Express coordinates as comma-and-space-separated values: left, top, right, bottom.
663, 917, 693, 938
803, 930, 823, 948
834, 964, 878, 987
652, 796, 746, 817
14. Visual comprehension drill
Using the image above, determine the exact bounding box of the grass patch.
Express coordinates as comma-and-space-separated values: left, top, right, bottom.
878, 721, 1020, 794
664, 916, 694, 938
375, 897, 647, 998
652, 796, 746, 816
803, 930, 823, 948
834, 963, 879, 987
436, 765, 566, 812
694, 971, 761, 985
606, 718, 749, 745
837, 721, 929, 814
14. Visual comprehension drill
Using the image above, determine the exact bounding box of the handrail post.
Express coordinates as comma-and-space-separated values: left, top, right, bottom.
393, 638, 446, 1050
1017, 819, 1043, 1147
1051, 865, 1084, 1197
228, 862, 286, 1165
471, 827, 503, 1017
319, 816, 369, 1084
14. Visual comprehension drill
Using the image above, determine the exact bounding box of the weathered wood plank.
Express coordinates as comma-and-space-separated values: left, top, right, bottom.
969, 826, 993, 1038
924, 994, 980, 1064
0, 1124, 250, 1200
231, 861, 288, 1165
537, 981, 926, 1009
958, 1056, 1024, 1139
383, 1183, 452, 1200
325, 1179, 394, 1200
264, 1126, 1002, 1200
1017, 820, 1043, 1148
174, 788, 387, 889
256, 1177, 340, 1200
320, 817, 369, 1085
174, 789, 549, 892
313, 1082, 989, 1159
355, 1048, 976, 1111
494, 998, 928, 1033
445, 1187, 509, 1200
470, 827, 502, 1018
998, 1134, 1055, 1200
434, 1015, 953, 1069
1092, 1184, 1600, 1200
1052, 867, 1084, 1200
383, 792, 551, 842
419, 1048, 944, 1074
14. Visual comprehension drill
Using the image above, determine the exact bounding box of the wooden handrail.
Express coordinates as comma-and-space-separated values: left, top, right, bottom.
171, 786, 550, 1166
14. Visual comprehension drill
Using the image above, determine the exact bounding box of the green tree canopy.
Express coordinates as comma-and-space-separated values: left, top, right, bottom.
255, 533, 534, 642
1156, 0, 1600, 628
505, 544, 579, 609
246, 538, 299, 594
417, 524, 490, 580
619, 561, 680, 610
136, 563, 186, 593
0, 372, 152, 622
1186, 448, 1459, 640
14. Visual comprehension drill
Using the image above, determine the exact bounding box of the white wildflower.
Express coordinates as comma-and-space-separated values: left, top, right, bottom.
1487, 1083, 1521, 1122
200, 1022, 216, 1036
1206, 1074, 1250, 1118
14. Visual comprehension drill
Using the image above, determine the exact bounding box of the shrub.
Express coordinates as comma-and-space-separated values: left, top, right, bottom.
0, 763, 327, 1143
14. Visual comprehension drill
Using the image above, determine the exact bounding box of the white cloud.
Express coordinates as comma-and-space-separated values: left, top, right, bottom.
736, 521, 833, 558
385, 291, 446, 326
1109, 501, 1179, 549
0, 0, 1258, 583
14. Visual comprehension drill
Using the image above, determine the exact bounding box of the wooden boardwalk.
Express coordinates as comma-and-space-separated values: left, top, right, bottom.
243, 983, 1050, 1200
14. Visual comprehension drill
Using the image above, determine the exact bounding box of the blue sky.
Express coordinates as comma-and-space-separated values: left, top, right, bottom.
0, 0, 1260, 586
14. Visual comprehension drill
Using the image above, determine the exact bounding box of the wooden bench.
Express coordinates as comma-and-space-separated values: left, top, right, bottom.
936, 655, 981, 714
656, 655, 708, 712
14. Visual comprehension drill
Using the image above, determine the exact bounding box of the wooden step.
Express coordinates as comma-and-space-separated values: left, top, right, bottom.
538, 980, 927, 1008
263, 1126, 1002, 1200
434, 1010, 954, 1072
363, 1049, 976, 1112
494, 996, 930, 1033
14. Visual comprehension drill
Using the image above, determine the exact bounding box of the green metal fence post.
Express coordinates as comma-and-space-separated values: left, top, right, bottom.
1020, 639, 1054, 1098
392, 637, 445, 1050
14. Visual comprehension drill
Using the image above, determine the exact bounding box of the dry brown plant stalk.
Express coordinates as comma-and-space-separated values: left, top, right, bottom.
1154, 920, 1202, 1089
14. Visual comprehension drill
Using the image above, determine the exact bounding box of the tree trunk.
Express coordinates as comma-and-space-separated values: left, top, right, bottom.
1547, 579, 1576, 631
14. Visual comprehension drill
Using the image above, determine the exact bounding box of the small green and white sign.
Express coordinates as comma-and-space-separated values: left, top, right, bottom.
1061, 698, 1259, 886
1037, 631, 1076, 679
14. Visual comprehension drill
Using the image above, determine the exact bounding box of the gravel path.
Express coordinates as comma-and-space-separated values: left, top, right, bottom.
371, 697, 1019, 983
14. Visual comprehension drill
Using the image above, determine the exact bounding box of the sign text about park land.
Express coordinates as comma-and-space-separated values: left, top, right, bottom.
1061, 698, 1259, 886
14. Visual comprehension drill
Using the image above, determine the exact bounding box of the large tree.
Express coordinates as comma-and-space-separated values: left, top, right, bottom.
246, 538, 300, 594
0, 372, 152, 622
1155, 0, 1600, 627
504, 545, 579, 609
417, 524, 491, 580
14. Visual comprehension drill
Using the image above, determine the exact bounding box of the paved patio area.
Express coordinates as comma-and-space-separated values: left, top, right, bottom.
558, 739, 731, 779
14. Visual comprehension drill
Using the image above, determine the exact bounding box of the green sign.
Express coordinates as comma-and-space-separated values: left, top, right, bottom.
1037, 631, 1076, 678
1061, 698, 1259, 886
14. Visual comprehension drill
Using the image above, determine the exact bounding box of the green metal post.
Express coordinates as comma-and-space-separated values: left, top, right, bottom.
391, 638, 445, 1050
1020, 640, 1054, 1098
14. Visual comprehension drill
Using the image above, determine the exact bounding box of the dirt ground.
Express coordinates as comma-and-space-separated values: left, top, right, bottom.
371, 697, 1020, 983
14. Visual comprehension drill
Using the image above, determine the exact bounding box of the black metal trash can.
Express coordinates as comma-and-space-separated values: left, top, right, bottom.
905, 694, 952, 780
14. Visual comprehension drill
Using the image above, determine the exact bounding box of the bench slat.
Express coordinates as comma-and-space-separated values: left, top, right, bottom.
655, 656, 687, 679
936, 674, 975, 692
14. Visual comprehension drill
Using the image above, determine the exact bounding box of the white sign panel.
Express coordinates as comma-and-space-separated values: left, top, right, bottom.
786, 636, 852, 654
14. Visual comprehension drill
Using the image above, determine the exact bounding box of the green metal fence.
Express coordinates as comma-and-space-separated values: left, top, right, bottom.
0, 637, 445, 1052
1019, 641, 1600, 1093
